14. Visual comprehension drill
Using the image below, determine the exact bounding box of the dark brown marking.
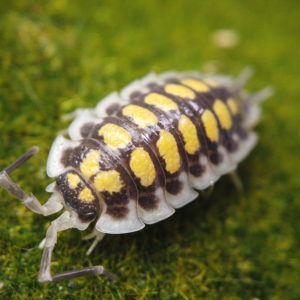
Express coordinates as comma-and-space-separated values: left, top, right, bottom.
166, 179, 183, 195
236, 126, 248, 140
80, 122, 95, 138
209, 150, 223, 165
130, 91, 143, 100
189, 164, 205, 177
225, 137, 238, 152
106, 206, 129, 219
101, 190, 129, 206
139, 194, 158, 210
60, 147, 73, 167
106, 103, 120, 115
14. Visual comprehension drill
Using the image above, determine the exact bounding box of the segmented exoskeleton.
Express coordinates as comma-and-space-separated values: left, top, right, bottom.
0, 69, 272, 282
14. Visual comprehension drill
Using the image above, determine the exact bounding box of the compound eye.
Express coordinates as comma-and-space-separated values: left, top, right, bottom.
79, 209, 97, 222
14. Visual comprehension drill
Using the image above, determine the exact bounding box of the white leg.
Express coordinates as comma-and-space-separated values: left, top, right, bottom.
0, 147, 62, 216
82, 228, 100, 241
39, 211, 117, 283
229, 170, 244, 192
84, 231, 105, 256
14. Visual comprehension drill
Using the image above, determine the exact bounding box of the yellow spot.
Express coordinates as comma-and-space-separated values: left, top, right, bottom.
94, 170, 124, 194
201, 110, 219, 142
80, 149, 100, 178
203, 79, 219, 87
181, 78, 210, 93
122, 105, 158, 128
79, 187, 95, 203
165, 84, 196, 99
227, 98, 239, 115
99, 123, 131, 149
129, 148, 156, 187
67, 173, 81, 189
213, 99, 232, 130
144, 93, 178, 111
157, 130, 180, 174
178, 115, 200, 154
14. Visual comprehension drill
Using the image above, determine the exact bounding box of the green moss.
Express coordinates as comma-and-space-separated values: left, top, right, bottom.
0, 0, 299, 299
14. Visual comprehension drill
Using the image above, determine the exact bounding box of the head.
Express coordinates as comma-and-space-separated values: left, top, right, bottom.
55, 170, 100, 222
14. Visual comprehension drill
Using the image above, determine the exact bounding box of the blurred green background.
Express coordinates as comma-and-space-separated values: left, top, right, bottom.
0, 0, 299, 299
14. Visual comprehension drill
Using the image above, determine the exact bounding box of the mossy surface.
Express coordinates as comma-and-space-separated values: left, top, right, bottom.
0, 0, 299, 299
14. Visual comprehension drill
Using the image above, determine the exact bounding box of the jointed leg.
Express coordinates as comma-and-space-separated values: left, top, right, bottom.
229, 170, 244, 192
39, 211, 117, 282
83, 229, 105, 256
0, 147, 62, 216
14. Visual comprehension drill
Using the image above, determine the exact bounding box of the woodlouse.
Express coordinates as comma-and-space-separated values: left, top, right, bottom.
0, 69, 272, 282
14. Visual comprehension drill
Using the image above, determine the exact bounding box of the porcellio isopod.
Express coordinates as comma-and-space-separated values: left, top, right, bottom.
0, 69, 272, 282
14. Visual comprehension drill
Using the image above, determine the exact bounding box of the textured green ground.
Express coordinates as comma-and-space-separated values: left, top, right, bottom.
0, 0, 299, 299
